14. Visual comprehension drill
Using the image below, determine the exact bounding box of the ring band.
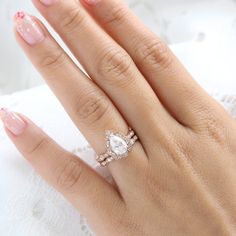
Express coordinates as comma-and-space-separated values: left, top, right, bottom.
96, 127, 138, 167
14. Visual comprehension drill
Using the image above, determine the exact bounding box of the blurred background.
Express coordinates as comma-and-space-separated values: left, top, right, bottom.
0, 0, 236, 95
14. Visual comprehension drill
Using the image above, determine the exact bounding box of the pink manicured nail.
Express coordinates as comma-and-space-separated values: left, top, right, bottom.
14, 11, 45, 45
39, 0, 57, 6
83, 0, 101, 5
0, 108, 27, 136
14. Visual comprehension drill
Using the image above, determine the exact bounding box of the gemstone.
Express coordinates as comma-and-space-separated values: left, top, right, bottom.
109, 134, 128, 155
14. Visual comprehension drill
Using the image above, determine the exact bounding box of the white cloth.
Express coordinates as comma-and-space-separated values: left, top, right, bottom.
0, 0, 236, 235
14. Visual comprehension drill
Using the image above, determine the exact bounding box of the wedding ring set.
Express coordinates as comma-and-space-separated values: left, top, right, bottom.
96, 127, 138, 167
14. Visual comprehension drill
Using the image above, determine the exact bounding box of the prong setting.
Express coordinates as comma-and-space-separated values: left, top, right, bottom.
96, 127, 138, 167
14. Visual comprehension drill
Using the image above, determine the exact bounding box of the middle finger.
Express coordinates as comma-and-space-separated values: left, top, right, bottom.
14, 13, 146, 191
33, 0, 177, 147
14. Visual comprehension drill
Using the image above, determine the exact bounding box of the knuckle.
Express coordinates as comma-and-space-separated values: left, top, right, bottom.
199, 110, 228, 146
153, 127, 192, 165
56, 158, 84, 192
26, 136, 50, 157
40, 50, 66, 69
163, 137, 186, 164
97, 48, 133, 82
60, 7, 85, 33
76, 92, 110, 126
136, 39, 173, 70
112, 213, 146, 236
146, 171, 162, 199
169, 137, 192, 165
103, 6, 128, 27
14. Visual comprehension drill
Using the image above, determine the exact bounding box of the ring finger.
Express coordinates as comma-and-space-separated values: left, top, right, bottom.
32, 0, 178, 148
14, 13, 147, 191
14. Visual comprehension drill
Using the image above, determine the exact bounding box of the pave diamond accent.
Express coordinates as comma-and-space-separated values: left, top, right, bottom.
96, 127, 138, 167
109, 134, 128, 155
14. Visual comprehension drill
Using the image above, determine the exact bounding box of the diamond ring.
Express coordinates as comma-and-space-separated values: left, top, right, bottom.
96, 127, 138, 167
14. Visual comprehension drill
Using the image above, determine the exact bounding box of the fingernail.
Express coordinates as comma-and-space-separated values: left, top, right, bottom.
0, 108, 27, 136
14, 11, 45, 45
83, 0, 101, 5
39, 0, 57, 6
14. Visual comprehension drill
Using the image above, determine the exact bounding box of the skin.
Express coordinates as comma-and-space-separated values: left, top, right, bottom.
4, 0, 236, 235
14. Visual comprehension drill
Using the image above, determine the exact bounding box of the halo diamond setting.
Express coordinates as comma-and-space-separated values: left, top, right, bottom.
96, 128, 138, 167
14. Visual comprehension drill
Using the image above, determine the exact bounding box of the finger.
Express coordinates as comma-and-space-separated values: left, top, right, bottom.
0, 108, 124, 232
80, 0, 222, 127
14, 12, 147, 191
32, 0, 178, 145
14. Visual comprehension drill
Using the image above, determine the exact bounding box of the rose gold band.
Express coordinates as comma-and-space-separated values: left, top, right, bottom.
96, 127, 138, 167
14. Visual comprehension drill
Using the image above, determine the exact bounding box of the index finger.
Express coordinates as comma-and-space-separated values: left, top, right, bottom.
0, 108, 124, 232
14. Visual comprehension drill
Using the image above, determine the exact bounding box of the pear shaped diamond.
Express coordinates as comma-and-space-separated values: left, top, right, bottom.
109, 134, 128, 155
97, 128, 137, 167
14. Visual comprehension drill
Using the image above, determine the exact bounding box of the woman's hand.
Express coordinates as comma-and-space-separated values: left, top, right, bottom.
1, 0, 236, 235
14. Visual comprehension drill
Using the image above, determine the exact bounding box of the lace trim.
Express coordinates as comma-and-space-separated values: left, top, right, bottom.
4, 171, 94, 236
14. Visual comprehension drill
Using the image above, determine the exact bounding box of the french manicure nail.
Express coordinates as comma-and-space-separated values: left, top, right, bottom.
14, 11, 45, 45
0, 108, 27, 136
39, 0, 57, 6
